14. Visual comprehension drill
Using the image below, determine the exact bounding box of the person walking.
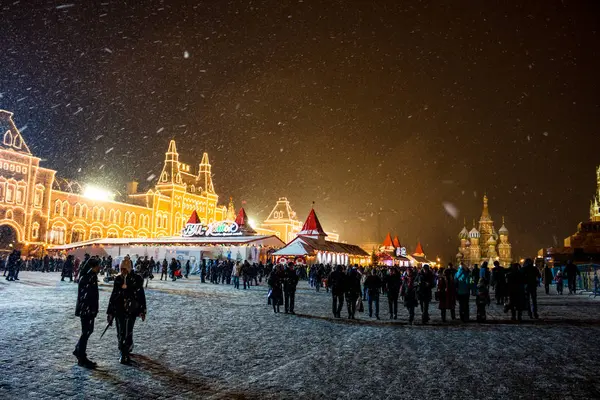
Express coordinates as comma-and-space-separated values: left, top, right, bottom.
232, 261, 241, 289
364, 269, 382, 319
185, 260, 191, 279
564, 261, 579, 294
555, 270, 564, 294
345, 266, 362, 319
491, 261, 507, 305
106, 256, 147, 365
455, 264, 471, 322
61, 255, 75, 282
471, 264, 480, 296
283, 264, 299, 314
504, 263, 525, 321
436, 266, 457, 322
267, 265, 283, 313
521, 258, 541, 319
543, 263, 553, 295
160, 258, 168, 281
476, 278, 490, 322
328, 265, 346, 318
73, 258, 101, 368
385, 267, 401, 319
402, 267, 418, 325
417, 264, 434, 324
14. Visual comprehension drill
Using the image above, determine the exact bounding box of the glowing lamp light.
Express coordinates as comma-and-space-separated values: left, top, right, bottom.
248, 218, 256, 228
83, 185, 115, 201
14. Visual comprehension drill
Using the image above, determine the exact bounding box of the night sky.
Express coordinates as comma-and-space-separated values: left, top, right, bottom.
1, 0, 599, 260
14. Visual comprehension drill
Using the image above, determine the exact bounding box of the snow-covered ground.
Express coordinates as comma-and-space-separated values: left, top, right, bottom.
1, 272, 599, 399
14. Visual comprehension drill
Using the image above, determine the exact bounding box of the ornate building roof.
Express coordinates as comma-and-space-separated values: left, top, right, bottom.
298, 209, 327, 238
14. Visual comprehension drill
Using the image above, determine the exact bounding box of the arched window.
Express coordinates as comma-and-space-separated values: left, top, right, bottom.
34, 186, 44, 207
54, 200, 62, 215
3, 131, 13, 146
99, 207, 105, 221
13, 135, 22, 149
123, 230, 134, 239
89, 227, 102, 240
49, 223, 66, 245
81, 204, 88, 219
92, 207, 99, 221
31, 222, 40, 239
115, 210, 121, 224
130, 213, 136, 227
162, 215, 168, 229
156, 213, 162, 228
124, 211, 130, 225
62, 201, 69, 217
71, 227, 85, 243
6, 182, 15, 203
109, 209, 115, 223
107, 228, 118, 239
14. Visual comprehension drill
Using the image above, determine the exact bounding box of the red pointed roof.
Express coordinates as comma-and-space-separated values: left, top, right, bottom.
393, 236, 401, 248
298, 209, 327, 237
235, 207, 256, 234
413, 242, 425, 257
187, 210, 200, 224
383, 232, 393, 247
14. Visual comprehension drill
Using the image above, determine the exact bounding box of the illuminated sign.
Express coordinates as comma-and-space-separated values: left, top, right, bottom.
182, 220, 242, 237
396, 247, 407, 257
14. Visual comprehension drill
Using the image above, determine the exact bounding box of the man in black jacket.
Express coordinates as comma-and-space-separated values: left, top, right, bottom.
491, 261, 507, 305
107, 257, 147, 365
345, 266, 362, 319
385, 268, 401, 319
364, 269, 382, 319
328, 265, 346, 318
564, 260, 579, 294
283, 263, 299, 314
543, 263, 553, 295
73, 257, 101, 368
521, 258, 541, 319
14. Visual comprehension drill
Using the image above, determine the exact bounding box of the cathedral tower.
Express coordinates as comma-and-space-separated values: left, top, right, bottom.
478, 194, 495, 258
591, 165, 600, 222
468, 222, 481, 266
498, 216, 512, 266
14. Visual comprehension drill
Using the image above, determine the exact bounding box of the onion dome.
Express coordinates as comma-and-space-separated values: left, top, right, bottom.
469, 227, 480, 239
459, 226, 469, 240
499, 216, 509, 235
487, 235, 497, 245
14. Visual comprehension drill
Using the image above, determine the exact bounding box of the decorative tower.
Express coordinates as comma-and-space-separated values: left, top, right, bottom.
591, 165, 600, 222
458, 220, 469, 263
487, 235, 498, 260
197, 152, 215, 194
226, 197, 236, 221
478, 194, 495, 259
468, 222, 481, 266
298, 208, 328, 243
498, 216, 512, 267
382, 232, 394, 252
235, 207, 256, 235
157, 140, 183, 186
392, 236, 401, 248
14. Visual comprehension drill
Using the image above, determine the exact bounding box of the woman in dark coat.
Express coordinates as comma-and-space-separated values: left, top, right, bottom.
504, 263, 525, 321
74, 258, 101, 368
107, 257, 147, 365
437, 268, 457, 322
61, 255, 74, 282
402, 267, 419, 325
267, 265, 284, 313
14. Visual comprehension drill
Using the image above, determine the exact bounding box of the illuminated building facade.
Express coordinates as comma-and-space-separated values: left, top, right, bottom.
257, 197, 339, 243
0, 110, 226, 253
456, 195, 512, 267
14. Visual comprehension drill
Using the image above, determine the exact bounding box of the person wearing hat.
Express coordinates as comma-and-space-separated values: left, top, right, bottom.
106, 255, 147, 365
73, 257, 101, 368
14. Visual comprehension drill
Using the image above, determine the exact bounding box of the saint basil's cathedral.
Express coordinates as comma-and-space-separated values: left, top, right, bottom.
456, 195, 513, 267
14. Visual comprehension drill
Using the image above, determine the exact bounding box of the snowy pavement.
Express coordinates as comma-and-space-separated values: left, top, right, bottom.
1, 272, 600, 399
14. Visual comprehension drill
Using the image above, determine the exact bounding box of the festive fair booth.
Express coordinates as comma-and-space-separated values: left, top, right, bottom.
273, 209, 370, 266
377, 233, 412, 267
49, 208, 285, 265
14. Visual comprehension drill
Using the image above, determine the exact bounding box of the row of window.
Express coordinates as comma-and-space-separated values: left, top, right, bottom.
46, 224, 154, 245
53, 201, 157, 229
3, 130, 23, 149
0, 179, 27, 205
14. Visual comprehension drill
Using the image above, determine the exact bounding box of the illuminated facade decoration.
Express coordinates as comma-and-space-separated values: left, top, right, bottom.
456, 195, 512, 266
0, 110, 226, 253
258, 197, 340, 243
545, 165, 600, 265
273, 208, 369, 266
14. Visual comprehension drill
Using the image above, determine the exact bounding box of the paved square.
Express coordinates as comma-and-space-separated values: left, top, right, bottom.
1, 272, 599, 399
